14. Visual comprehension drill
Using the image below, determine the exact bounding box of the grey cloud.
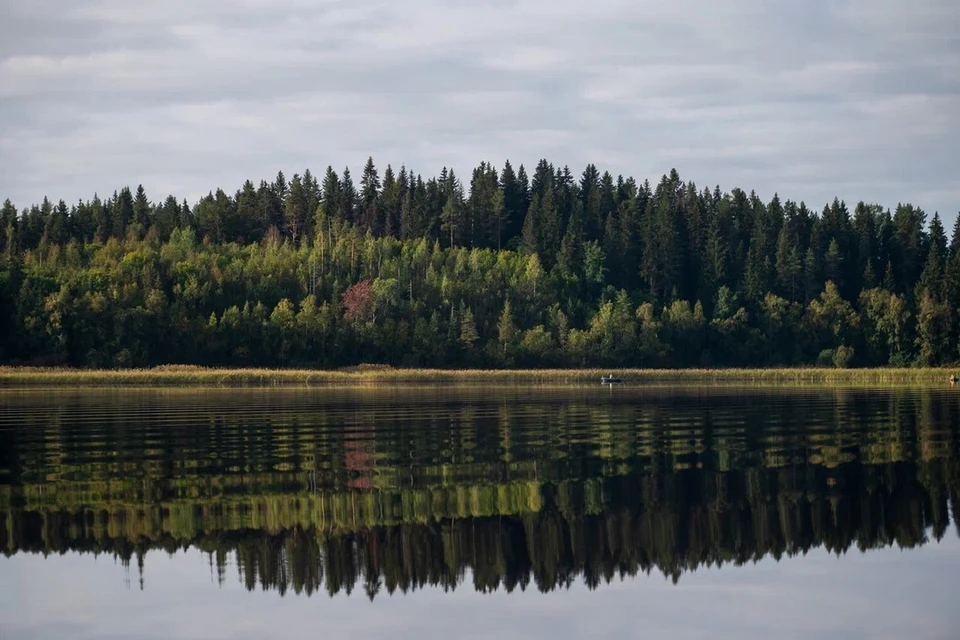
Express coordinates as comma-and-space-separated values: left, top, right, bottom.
0, 0, 957, 226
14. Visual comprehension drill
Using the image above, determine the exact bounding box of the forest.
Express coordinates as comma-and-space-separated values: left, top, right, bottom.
1, 158, 958, 368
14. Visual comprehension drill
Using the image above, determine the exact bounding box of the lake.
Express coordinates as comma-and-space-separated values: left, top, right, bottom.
1, 385, 959, 639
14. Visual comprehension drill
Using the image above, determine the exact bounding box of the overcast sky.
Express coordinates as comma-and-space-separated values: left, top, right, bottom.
1, 0, 958, 226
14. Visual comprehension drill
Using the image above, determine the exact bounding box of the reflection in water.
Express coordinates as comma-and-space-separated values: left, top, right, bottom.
0, 386, 958, 599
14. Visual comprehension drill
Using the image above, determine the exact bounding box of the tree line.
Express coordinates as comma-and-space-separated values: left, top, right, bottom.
1, 158, 958, 367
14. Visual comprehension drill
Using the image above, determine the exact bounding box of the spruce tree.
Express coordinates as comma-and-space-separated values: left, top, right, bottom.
0, 200, 18, 260
380, 165, 401, 238
917, 212, 947, 301
339, 167, 357, 224
580, 163, 601, 240
235, 180, 260, 243
132, 185, 150, 231
113, 188, 133, 239
359, 157, 381, 234
319, 167, 341, 222
521, 193, 541, 257
41, 199, 69, 248
891, 203, 926, 295
499, 160, 523, 243
284, 174, 308, 245
775, 202, 802, 301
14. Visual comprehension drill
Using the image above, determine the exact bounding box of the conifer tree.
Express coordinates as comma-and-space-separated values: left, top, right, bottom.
499, 160, 524, 243
891, 203, 926, 295
235, 180, 260, 243
41, 200, 69, 248
917, 212, 947, 301
380, 165, 401, 238
775, 201, 803, 301
580, 163, 602, 240
113, 188, 133, 238
440, 170, 464, 248
359, 157, 381, 234
339, 167, 357, 223
132, 185, 150, 229
284, 174, 308, 245
0, 200, 17, 261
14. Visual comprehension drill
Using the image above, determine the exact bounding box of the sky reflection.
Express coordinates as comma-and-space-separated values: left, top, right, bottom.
3, 534, 959, 640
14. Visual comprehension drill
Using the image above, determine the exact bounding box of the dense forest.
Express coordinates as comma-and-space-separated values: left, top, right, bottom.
1, 158, 958, 368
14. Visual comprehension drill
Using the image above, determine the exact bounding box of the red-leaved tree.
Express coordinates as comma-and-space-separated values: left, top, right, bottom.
342, 280, 374, 327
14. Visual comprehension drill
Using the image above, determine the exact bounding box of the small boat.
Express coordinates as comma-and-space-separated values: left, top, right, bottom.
601, 375, 622, 385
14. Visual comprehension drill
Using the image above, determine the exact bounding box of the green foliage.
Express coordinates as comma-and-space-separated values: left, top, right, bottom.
1, 161, 956, 368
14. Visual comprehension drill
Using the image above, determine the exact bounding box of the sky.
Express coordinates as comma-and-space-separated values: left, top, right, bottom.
1, 0, 958, 227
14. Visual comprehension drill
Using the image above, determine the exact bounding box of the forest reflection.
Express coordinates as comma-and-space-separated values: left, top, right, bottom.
1, 386, 958, 599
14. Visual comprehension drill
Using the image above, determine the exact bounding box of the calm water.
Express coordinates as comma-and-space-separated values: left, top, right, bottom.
1, 385, 959, 639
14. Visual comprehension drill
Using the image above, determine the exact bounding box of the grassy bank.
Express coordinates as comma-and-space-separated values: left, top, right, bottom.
0, 364, 956, 386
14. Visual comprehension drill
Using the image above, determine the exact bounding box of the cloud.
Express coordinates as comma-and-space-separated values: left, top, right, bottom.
0, 0, 957, 226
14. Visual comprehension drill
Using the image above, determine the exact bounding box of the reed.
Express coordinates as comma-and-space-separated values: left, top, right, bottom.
0, 365, 956, 386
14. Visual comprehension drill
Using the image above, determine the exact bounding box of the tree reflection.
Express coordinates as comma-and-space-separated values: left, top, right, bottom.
0, 387, 957, 597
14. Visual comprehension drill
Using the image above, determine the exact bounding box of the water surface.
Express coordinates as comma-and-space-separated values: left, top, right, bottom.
1, 385, 958, 639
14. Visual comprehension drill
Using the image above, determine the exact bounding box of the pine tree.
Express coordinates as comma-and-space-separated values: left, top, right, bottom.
339, 167, 357, 223
234, 180, 260, 243
39, 199, 69, 249
380, 165, 401, 238
128, 184, 147, 228
946, 215, 960, 318
602, 206, 620, 284
302, 168, 319, 241
580, 163, 602, 240
949, 218, 960, 361
890, 203, 926, 295
521, 193, 541, 256
440, 169, 464, 247
112, 188, 133, 238
499, 160, 523, 243
825, 238, 844, 285
467, 162, 502, 249
272, 171, 288, 208
743, 193, 779, 302
618, 179, 643, 291
917, 212, 947, 301
852, 202, 880, 293
804, 246, 822, 302
641, 173, 682, 302
775, 202, 803, 301
319, 167, 341, 222
599, 171, 617, 230
538, 187, 561, 268
556, 199, 584, 277
256, 180, 281, 236
359, 157, 381, 234
399, 189, 415, 240
0, 200, 18, 261
284, 174, 308, 245
530, 159, 554, 201
950, 214, 960, 254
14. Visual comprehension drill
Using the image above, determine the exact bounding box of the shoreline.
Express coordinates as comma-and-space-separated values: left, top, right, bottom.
0, 365, 956, 387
